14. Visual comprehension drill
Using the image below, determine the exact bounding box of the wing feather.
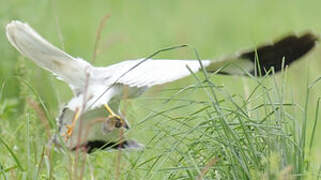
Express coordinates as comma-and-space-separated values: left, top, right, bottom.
93, 60, 211, 88
92, 33, 317, 88
6, 20, 92, 91
8, 21, 316, 91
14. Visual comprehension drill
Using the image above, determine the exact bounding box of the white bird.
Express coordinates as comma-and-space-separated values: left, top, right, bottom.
6, 20, 318, 153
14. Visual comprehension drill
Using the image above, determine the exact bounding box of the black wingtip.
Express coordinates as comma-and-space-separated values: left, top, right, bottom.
240, 32, 319, 75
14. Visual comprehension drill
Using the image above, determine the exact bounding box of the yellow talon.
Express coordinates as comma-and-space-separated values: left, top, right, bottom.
104, 104, 124, 126
104, 104, 116, 116
62, 108, 81, 140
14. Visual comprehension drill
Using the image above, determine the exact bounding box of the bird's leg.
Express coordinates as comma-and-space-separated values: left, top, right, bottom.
104, 104, 128, 129
62, 108, 80, 140
104, 104, 121, 119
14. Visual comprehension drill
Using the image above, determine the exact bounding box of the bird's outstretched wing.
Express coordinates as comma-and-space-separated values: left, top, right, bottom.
6, 21, 92, 92
94, 60, 211, 87
6, 20, 318, 90
95, 32, 318, 88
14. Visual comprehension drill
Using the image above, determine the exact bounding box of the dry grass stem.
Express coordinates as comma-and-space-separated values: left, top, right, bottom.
92, 13, 111, 64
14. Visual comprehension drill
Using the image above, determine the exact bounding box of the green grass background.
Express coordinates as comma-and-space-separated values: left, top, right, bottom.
0, 0, 321, 179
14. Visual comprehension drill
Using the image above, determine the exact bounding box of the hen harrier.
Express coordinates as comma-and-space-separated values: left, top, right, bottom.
6, 20, 318, 153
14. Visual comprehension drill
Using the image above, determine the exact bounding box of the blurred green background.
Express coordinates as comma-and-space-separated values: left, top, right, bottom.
1, 0, 321, 179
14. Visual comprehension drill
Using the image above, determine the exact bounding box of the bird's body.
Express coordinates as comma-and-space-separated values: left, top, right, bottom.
6, 20, 318, 152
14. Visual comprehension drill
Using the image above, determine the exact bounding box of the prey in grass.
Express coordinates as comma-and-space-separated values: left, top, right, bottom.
5, 20, 318, 153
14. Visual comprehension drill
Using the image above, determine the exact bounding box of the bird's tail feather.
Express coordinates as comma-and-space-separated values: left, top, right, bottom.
206, 32, 319, 75
6, 20, 91, 90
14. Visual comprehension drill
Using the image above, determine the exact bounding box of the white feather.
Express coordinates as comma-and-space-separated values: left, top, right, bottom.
4, 20, 250, 112
6, 21, 92, 92
93, 59, 211, 88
